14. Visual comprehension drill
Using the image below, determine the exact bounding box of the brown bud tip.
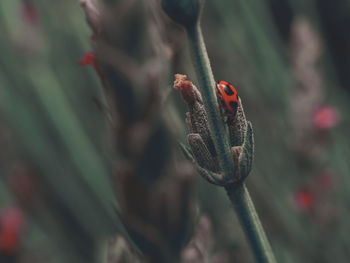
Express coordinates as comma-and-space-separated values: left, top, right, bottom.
174, 74, 201, 104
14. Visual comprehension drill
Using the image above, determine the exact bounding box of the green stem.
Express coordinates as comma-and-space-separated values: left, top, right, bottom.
187, 24, 235, 179
226, 183, 277, 263
186, 23, 276, 263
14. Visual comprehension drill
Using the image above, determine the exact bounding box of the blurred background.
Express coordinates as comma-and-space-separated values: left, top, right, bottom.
1, 0, 350, 262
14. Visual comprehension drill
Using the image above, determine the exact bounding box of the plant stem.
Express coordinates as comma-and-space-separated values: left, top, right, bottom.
186, 23, 277, 263
226, 183, 277, 263
187, 24, 235, 179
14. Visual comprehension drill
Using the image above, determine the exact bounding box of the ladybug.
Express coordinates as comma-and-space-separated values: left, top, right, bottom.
216, 80, 239, 118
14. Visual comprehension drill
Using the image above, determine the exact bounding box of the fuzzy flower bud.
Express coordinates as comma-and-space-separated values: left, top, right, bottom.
161, 0, 203, 28
174, 74, 254, 186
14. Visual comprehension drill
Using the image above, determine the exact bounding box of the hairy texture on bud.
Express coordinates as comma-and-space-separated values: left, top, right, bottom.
227, 98, 247, 147
175, 74, 216, 156
175, 74, 254, 186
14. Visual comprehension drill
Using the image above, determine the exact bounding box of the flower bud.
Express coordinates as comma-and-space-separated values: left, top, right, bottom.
161, 0, 203, 28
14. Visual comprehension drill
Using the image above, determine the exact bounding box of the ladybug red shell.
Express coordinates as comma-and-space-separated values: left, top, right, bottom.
216, 80, 239, 117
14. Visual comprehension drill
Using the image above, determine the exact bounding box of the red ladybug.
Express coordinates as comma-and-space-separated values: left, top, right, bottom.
216, 80, 239, 117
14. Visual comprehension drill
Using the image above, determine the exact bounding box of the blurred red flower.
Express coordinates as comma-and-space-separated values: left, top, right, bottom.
21, 2, 39, 25
312, 105, 339, 130
0, 207, 25, 254
292, 189, 313, 212
79, 52, 97, 67
79, 52, 107, 87
79, 52, 104, 76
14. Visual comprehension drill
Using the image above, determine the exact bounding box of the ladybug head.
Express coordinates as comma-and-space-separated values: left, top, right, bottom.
216, 81, 239, 115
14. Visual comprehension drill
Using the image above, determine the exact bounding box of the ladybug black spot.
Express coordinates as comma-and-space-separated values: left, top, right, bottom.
223, 85, 235, 96
229, 101, 238, 112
